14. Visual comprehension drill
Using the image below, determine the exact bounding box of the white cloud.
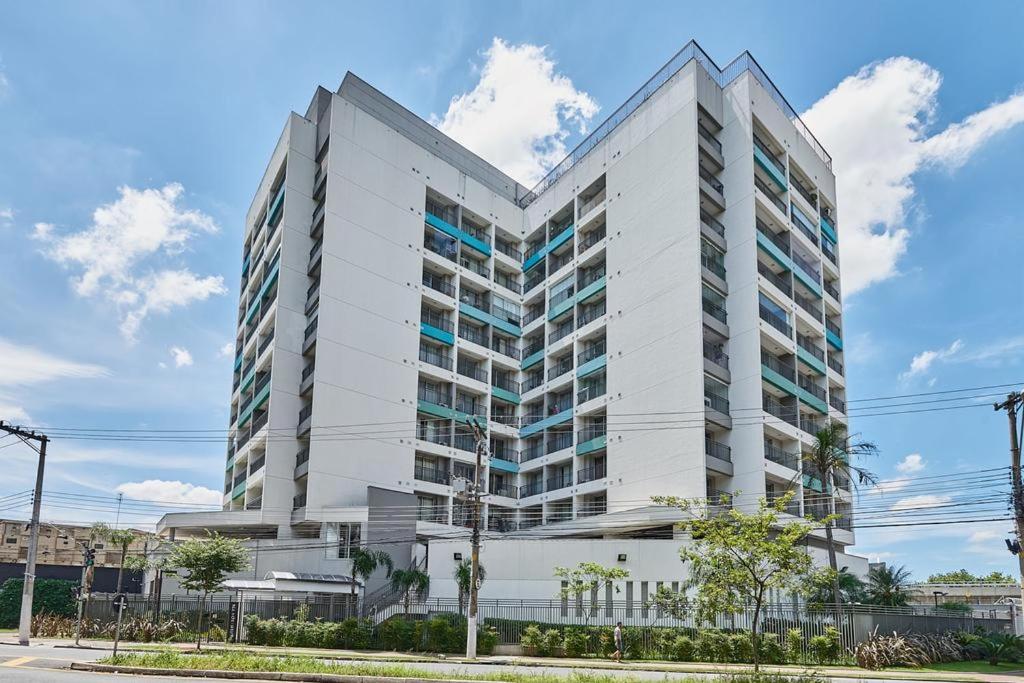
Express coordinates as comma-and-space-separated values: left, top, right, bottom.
30, 222, 53, 240
890, 494, 952, 512
895, 453, 926, 474
218, 342, 235, 358
900, 339, 963, 380
0, 338, 108, 387
35, 183, 225, 342
169, 346, 193, 368
803, 58, 1024, 296
873, 478, 910, 496
0, 207, 13, 227
116, 480, 222, 507
435, 38, 598, 186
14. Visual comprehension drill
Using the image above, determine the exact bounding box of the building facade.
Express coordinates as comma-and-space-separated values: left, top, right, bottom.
158, 41, 859, 597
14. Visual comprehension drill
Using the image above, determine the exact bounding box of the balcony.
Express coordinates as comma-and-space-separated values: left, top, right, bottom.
495, 239, 522, 262
522, 441, 544, 463
577, 464, 607, 484
249, 453, 266, 474
701, 250, 726, 279
792, 252, 822, 286
578, 378, 606, 404
700, 210, 726, 239
296, 448, 310, 467
826, 318, 843, 349
549, 320, 574, 345
824, 280, 841, 301
460, 255, 490, 279
768, 495, 802, 517
759, 302, 791, 337
456, 359, 487, 383
704, 391, 729, 414
417, 423, 452, 447
494, 270, 521, 294
822, 241, 839, 267
258, 330, 274, 357
419, 343, 452, 371
802, 415, 826, 436
755, 176, 787, 214
424, 231, 458, 262
547, 356, 573, 382
791, 203, 820, 247
422, 309, 454, 342
758, 261, 792, 297
300, 362, 315, 395
790, 177, 818, 208
520, 480, 544, 498
417, 506, 448, 524
797, 334, 826, 363
763, 393, 799, 428
830, 394, 847, 414
794, 292, 823, 321
765, 441, 800, 470
699, 165, 725, 197
293, 493, 307, 510
578, 189, 607, 219
705, 437, 731, 463
415, 464, 450, 485
458, 322, 487, 346
422, 271, 455, 298
550, 250, 573, 273
308, 238, 323, 274
703, 340, 729, 370
577, 425, 607, 455
418, 384, 451, 409
522, 372, 543, 393
578, 225, 606, 254
762, 349, 797, 383
827, 355, 844, 376
491, 336, 520, 361
492, 373, 519, 396
578, 300, 606, 327
455, 394, 483, 418
698, 123, 723, 154
546, 476, 572, 493
702, 291, 727, 324
453, 432, 476, 452
489, 483, 518, 499
708, 490, 733, 509
305, 281, 320, 314
753, 134, 786, 180
546, 431, 573, 454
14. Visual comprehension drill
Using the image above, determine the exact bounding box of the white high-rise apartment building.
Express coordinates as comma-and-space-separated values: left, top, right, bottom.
158, 42, 857, 597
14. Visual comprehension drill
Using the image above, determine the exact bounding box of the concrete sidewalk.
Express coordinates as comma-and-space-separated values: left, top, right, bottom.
8, 637, 1023, 683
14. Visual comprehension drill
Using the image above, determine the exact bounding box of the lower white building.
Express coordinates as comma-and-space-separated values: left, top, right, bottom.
155, 40, 863, 601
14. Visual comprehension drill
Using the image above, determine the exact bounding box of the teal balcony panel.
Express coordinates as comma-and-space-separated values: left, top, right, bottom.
238, 382, 272, 428
797, 388, 829, 415
547, 296, 575, 321
459, 302, 521, 337
240, 368, 257, 393
826, 329, 843, 351
522, 224, 574, 273
225, 457, 234, 472
244, 297, 260, 325
420, 322, 455, 346
577, 354, 607, 379
521, 349, 544, 371
234, 353, 243, 371
490, 458, 519, 474
761, 364, 799, 398
491, 386, 521, 405
802, 474, 825, 493
792, 266, 823, 298
575, 275, 606, 304
416, 399, 456, 421
576, 434, 607, 456
425, 212, 491, 256
241, 253, 251, 276
820, 216, 837, 243
519, 407, 573, 438
756, 232, 791, 271
267, 187, 285, 227
232, 481, 246, 499
754, 147, 788, 190
522, 250, 545, 273
796, 347, 827, 376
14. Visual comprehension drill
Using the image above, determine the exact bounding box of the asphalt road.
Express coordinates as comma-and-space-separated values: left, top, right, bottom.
0, 641, 993, 683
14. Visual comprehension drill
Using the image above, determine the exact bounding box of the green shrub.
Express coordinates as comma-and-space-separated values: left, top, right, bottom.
759, 632, 784, 664
785, 628, 804, 663
0, 578, 77, 628
520, 624, 544, 655
378, 617, 416, 651
672, 635, 695, 661
562, 628, 589, 657
809, 627, 841, 664
695, 630, 731, 662
541, 628, 563, 657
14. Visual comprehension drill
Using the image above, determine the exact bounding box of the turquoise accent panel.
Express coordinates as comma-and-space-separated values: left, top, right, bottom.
522, 224, 574, 273
791, 204, 819, 242
237, 382, 271, 427
267, 187, 285, 226
490, 458, 519, 474
756, 231, 792, 271
520, 408, 573, 438
459, 302, 521, 337
820, 217, 837, 243
796, 347, 827, 375
492, 386, 521, 405
425, 212, 491, 256
547, 297, 574, 321
761, 364, 799, 397
754, 147, 788, 190
576, 355, 607, 379
826, 329, 843, 350
245, 260, 281, 324
802, 474, 825, 493
225, 457, 234, 472
576, 434, 607, 456
798, 387, 829, 414
241, 253, 251, 276
792, 265, 823, 297
245, 298, 260, 325
420, 322, 455, 346
521, 349, 544, 370
234, 354, 243, 371
575, 276, 606, 304
232, 481, 246, 499
240, 368, 256, 393
416, 399, 455, 420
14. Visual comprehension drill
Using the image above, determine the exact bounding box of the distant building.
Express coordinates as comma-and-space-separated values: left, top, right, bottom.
907, 581, 1022, 609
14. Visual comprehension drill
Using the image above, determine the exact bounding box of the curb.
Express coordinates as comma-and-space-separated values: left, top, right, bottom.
70, 663, 507, 683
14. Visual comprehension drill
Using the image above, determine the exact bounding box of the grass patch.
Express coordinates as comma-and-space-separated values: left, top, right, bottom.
908, 660, 1024, 674
100, 652, 825, 683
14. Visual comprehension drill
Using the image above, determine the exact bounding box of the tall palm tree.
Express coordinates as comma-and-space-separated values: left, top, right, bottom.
454, 559, 486, 616
866, 564, 917, 606
801, 421, 878, 608
350, 548, 393, 615
105, 529, 138, 594
807, 568, 866, 606
390, 568, 430, 616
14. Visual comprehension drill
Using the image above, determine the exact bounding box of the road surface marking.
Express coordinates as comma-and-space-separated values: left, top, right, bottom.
1, 656, 36, 667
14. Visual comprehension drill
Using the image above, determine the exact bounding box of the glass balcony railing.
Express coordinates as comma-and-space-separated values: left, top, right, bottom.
792, 252, 822, 285
424, 231, 458, 261
704, 391, 729, 414
828, 355, 844, 376
495, 239, 522, 262
702, 293, 727, 323
419, 344, 452, 370
547, 356, 573, 381
764, 441, 800, 470
576, 464, 607, 484
549, 287, 575, 308
414, 464, 449, 485
700, 210, 726, 238
753, 134, 786, 177
791, 204, 820, 246
824, 280, 841, 301
701, 251, 726, 278
578, 424, 607, 443
755, 176, 787, 214
794, 292, 823, 321
763, 393, 799, 428
798, 374, 826, 402
790, 177, 818, 208
577, 379, 606, 404
422, 309, 453, 333
797, 334, 826, 362
762, 350, 796, 381
578, 226, 607, 254
756, 218, 790, 256
759, 303, 790, 336
703, 340, 729, 370
417, 385, 451, 408
422, 271, 455, 298
698, 124, 722, 153
826, 318, 842, 338
578, 340, 606, 365
758, 261, 791, 296
705, 437, 731, 462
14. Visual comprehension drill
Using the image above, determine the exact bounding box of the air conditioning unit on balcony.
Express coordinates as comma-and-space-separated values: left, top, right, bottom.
704, 396, 713, 408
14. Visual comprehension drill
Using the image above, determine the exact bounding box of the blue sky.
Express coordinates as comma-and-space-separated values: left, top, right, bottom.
1, 1, 1023, 578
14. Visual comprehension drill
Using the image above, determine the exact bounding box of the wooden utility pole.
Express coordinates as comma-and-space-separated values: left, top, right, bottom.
0, 421, 48, 646
994, 392, 1024, 618
464, 417, 487, 659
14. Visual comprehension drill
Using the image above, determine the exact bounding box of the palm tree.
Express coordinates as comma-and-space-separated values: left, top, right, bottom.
390, 568, 430, 616
454, 559, 486, 616
801, 421, 878, 608
105, 529, 138, 594
350, 548, 393, 616
865, 564, 917, 606
807, 568, 866, 606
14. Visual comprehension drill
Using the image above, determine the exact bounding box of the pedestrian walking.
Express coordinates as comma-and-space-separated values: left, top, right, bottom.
612, 621, 624, 662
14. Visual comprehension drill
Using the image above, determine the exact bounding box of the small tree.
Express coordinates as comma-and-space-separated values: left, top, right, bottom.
389, 568, 429, 616
166, 533, 249, 650
654, 492, 819, 672
805, 568, 867, 607
350, 548, 393, 615
865, 564, 917, 607
103, 529, 138, 594
454, 558, 486, 616
554, 561, 630, 626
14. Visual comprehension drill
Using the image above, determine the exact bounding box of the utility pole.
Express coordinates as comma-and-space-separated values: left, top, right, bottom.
995, 392, 1024, 619
0, 421, 48, 646
464, 417, 487, 659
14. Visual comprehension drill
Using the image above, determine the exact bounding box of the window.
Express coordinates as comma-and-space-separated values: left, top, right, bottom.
336, 523, 361, 559
5, 538, 15, 544
491, 294, 520, 324
94, 543, 104, 550
549, 274, 574, 302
